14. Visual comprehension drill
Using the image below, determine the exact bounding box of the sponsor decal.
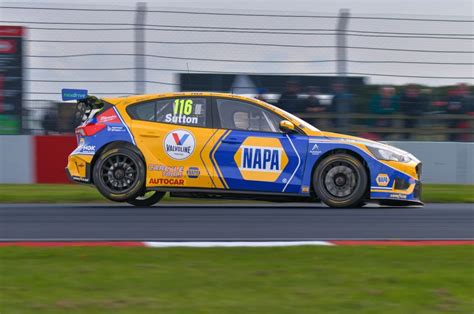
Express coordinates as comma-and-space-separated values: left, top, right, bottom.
309, 143, 322, 155
165, 114, 198, 125
61, 88, 88, 101
148, 164, 183, 177
389, 193, 407, 199
97, 109, 121, 124
376, 173, 390, 187
186, 167, 200, 179
81, 145, 96, 152
234, 137, 288, 182
106, 125, 126, 132
72, 176, 89, 183
149, 178, 184, 185
164, 130, 195, 160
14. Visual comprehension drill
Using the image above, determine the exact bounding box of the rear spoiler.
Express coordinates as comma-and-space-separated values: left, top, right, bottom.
62, 89, 105, 124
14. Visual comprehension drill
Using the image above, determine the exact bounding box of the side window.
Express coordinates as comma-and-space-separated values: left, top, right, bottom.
127, 97, 207, 127
216, 98, 283, 132
127, 101, 155, 121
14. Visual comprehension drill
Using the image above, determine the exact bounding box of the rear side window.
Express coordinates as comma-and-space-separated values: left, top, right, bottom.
127, 97, 208, 127
127, 101, 155, 121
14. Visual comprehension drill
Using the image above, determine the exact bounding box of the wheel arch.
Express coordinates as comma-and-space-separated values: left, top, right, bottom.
310, 148, 371, 199
90, 141, 146, 184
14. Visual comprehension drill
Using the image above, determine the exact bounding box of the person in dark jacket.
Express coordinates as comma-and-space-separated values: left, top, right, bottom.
445, 83, 473, 141
369, 86, 399, 139
329, 82, 352, 130
399, 85, 422, 139
304, 86, 326, 127
42, 107, 58, 135
277, 80, 301, 113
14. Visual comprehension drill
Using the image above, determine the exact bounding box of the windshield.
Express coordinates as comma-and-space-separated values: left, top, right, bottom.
263, 101, 320, 132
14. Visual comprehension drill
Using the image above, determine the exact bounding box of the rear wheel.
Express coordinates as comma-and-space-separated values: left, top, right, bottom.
313, 153, 368, 208
93, 147, 145, 202
127, 191, 165, 207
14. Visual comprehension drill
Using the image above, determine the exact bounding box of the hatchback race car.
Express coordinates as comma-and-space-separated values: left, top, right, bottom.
65, 90, 422, 207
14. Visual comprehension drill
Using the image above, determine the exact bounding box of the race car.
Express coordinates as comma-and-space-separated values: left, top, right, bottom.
65, 89, 422, 207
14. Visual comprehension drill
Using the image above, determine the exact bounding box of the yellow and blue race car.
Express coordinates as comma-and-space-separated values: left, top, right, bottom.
64, 89, 422, 207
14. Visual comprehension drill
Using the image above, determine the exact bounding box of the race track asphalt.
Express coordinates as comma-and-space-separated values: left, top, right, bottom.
0, 203, 473, 240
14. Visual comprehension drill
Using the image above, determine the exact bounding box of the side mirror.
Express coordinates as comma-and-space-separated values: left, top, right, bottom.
279, 120, 295, 133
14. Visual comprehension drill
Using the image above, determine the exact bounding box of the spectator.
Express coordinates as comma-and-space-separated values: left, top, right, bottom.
445, 83, 473, 141
329, 81, 352, 129
399, 85, 422, 139
277, 80, 301, 113
42, 106, 58, 135
304, 86, 325, 113
369, 86, 399, 139
303, 86, 326, 127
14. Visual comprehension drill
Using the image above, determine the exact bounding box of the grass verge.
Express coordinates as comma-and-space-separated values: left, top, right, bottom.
0, 184, 473, 203
0, 246, 473, 314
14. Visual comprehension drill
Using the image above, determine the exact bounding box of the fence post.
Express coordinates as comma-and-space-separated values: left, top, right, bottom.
135, 2, 147, 95
336, 9, 350, 78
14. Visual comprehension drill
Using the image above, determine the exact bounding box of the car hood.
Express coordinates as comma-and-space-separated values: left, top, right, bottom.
317, 131, 419, 163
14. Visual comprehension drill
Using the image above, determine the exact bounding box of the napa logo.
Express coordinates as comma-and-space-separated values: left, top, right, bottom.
234, 137, 288, 182
376, 173, 390, 187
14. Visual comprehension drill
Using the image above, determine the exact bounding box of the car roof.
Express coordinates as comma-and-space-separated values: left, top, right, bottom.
102, 92, 263, 107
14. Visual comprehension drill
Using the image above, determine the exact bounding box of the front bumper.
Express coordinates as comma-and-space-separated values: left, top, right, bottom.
370, 161, 422, 205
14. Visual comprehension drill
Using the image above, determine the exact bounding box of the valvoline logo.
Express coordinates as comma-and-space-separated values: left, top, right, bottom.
234, 137, 288, 182
172, 132, 189, 145
164, 130, 195, 160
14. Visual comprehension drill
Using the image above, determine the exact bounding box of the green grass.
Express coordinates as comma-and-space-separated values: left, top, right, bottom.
421, 184, 474, 203
0, 184, 472, 203
0, 246, 473, 313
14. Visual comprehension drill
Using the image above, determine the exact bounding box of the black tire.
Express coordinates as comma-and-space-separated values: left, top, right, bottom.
127, 191, 165, 207
93, 147, 146, 202
313, 153, 368, 208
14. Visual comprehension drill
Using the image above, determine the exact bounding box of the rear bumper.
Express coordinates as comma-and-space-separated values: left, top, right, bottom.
65, 154, 93, 184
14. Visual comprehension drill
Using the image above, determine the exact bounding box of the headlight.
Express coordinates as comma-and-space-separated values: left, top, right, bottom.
367, 145, 412, 163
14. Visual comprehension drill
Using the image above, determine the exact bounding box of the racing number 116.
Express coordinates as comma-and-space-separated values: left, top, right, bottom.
173, 99, 193, 115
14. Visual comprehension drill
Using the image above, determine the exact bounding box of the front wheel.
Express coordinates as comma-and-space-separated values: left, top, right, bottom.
313, 153, 368, 208
127, 191, 165, 207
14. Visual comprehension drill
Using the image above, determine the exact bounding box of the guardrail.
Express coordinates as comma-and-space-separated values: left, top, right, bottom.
0, 135, 472, 184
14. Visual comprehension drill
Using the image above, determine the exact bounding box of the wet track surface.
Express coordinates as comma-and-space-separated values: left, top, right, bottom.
0, 203, 473, 240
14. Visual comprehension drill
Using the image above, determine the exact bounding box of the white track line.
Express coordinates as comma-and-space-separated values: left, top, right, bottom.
143, 241, 334, 247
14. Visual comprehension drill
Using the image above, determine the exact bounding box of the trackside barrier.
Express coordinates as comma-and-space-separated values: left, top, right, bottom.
386, 141, 474, 185
0, 135, 34, 183
0, 136, 472, 184
34, 136, 77, 183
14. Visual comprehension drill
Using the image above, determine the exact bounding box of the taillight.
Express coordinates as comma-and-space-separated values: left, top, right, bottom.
75, 122, 106, 136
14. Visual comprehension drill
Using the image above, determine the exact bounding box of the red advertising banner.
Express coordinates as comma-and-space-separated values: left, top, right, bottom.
34, 135, 77, 183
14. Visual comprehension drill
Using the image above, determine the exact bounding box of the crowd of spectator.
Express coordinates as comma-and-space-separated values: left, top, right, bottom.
40, 81, 473, 141
273, 81, 473, 141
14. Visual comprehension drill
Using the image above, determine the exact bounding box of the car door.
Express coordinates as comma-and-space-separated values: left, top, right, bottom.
128, 96, 220, 189
211, 97, 308, 194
